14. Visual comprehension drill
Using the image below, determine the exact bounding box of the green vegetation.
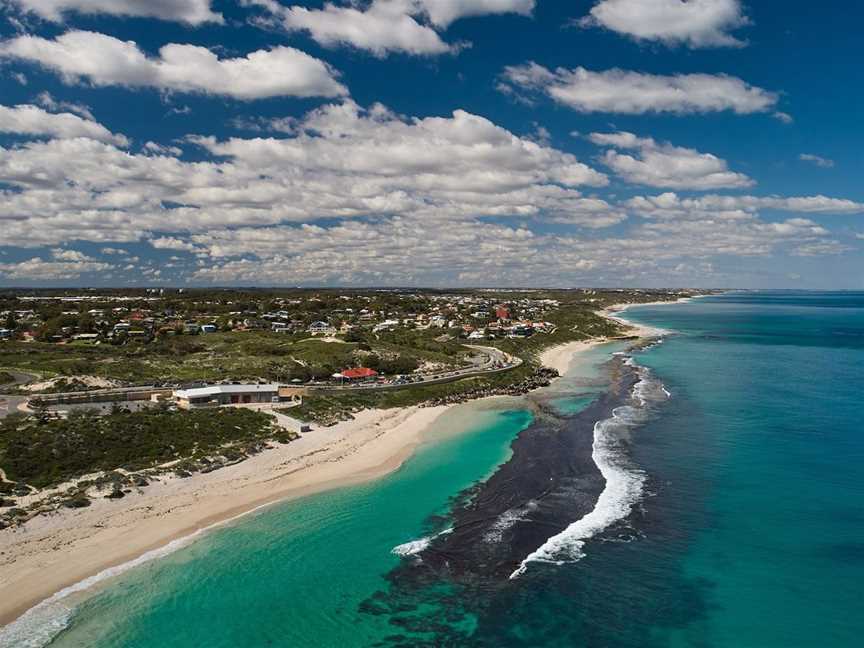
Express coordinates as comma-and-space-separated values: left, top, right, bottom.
0, 407, 293, 490
0, 371, 15, 386
291, 361, 540, 425
0, 331, 466, 386
0, 287, 696, 389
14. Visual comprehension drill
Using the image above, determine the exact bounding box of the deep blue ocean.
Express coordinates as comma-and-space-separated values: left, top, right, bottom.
5, 291, 863, 647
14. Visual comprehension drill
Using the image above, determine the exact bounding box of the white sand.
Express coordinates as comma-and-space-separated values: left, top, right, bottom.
539, 339, 610, 376
20, 375, 121, 393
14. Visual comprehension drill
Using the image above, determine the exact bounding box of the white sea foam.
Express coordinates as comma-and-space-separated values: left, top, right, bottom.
391, 527, 452, 557
483, 501, 538, 544
510, 357, 668, 579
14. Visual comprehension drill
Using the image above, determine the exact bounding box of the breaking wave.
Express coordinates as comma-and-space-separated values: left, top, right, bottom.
392, 528, 452, 557
510, 356, 668, 579
483, 501, 538, 544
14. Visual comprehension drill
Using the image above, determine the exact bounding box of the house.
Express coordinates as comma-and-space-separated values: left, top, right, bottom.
243, 318, 269, 330
0, 328, 11, 340
308, 321, 336, 335
507, 324, 534, 338
200, 324, 218, 334
495, 305, 511, 320
372, 319, 399, 333
340, 367, 378, 381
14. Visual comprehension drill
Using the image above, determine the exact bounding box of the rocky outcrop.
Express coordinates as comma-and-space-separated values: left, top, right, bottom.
422, 367, 560, 408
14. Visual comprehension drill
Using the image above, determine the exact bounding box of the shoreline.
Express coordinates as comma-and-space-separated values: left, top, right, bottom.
0, 301, 687, 632
600, 295, 707, 338
538, 338, 611, 376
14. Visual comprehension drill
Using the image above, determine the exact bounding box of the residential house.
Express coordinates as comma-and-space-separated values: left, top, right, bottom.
308, 321, 336, 335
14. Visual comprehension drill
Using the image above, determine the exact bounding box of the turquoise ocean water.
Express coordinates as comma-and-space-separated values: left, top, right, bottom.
5, 292, 863, 647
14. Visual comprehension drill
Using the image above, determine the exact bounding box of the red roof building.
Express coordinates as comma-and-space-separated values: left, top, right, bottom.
341, 367, 379, 380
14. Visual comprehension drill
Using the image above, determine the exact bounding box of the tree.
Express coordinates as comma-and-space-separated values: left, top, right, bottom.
78, 312, 96, 333
36, 317, 63, 342
344, 329, 365, 344
4, 311, 16, 331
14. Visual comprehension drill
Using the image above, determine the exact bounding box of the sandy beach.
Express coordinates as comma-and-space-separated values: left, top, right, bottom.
0, 318, 651, 630
539, 339, 610, 376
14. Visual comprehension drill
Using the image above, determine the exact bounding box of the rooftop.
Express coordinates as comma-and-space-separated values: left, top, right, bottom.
174, 383, 282, 399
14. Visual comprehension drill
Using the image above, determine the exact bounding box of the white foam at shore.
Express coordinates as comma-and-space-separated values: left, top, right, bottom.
0, 532, 204, 648
510, 357, 668, 579
391, 527, 452, 557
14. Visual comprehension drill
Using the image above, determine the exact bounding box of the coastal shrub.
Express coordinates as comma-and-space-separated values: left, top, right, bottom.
0, 408, 281, 490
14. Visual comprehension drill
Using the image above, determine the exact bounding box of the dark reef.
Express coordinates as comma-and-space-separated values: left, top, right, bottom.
404, 355, 638, 582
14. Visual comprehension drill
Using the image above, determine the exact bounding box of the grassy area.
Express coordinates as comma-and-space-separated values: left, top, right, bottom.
486, 305, 622, 360
0, 407, 294, 490
0, 330, 466, 387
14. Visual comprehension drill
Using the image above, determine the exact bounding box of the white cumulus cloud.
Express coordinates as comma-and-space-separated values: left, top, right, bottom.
0, 30, 347, 100
626, 192, 864, 219
251, 0, 454, 57
0, 103, 128, 145
580, 0, 749, 48
0, 256, 112, 280
589, 131, 753, 189
0, 100, 612, 249
243, 0, 534, 56
421, 0, 534, 27
499, 63, 779, 115
8, 0, 222, 25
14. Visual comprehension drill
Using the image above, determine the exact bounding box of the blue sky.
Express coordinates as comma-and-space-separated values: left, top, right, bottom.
0, 0, 861, 288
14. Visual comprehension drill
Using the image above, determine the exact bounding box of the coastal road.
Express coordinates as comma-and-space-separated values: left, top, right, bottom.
314, 345, 521, 394
4, 346, 522, 410
0, 396, 26, 419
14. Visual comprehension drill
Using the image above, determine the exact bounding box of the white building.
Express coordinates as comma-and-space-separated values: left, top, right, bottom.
173, 383, 287, 409
308, 321, 336, 335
